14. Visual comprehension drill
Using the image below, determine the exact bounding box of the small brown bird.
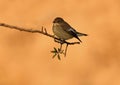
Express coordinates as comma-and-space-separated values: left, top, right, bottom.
52, 17, 88, 42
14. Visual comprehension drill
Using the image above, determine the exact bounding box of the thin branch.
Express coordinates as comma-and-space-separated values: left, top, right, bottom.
64, 44, 69, 57
0, 23, 55, 39
0, 23, 80, 45
0, 22, 82, 60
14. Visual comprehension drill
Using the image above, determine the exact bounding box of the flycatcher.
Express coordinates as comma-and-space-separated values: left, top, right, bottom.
52, 17, 88, 42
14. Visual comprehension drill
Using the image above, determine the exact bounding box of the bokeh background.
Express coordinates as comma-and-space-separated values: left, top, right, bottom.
0, 0, 120, 85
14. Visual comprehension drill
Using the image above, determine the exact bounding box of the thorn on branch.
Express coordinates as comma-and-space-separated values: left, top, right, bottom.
41, 26, 43, 32
44, 28, 47, 34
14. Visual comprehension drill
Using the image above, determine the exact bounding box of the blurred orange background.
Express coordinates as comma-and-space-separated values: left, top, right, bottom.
0, 0, 120, 85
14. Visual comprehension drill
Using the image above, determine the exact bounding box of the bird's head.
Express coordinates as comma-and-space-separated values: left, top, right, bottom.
53, 17, 64, 23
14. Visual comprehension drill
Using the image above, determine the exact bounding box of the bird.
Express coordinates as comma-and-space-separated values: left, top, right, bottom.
52, 17, 88, 42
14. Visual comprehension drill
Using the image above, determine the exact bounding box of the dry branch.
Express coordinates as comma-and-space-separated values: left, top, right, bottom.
0, 23, 80, 45
0, 23, 81, 59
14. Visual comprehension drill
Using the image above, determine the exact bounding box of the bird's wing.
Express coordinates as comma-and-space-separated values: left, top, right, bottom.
61, 22, 82, 42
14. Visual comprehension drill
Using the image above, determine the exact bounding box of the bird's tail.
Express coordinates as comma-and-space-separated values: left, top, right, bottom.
77, 32, 88, 36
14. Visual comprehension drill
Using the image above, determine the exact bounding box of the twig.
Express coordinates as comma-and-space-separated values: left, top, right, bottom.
0, 23, 80, 45
64, 44, 69, 57
0, 23, 55, 39
0, 22, 81, 60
